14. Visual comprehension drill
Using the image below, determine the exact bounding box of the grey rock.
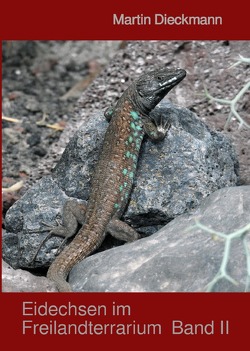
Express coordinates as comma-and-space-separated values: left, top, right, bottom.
3, 102, 239, 270
3, 176, 87, 269
2, 260, 57, 292
25, 96, 41, 112
125, 102, 239, 230
52, 111, 107, 198
69, 186, 250, 292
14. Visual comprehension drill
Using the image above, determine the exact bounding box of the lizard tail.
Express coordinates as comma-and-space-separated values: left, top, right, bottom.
47, 265, 72, 292
47, 225, 106, 292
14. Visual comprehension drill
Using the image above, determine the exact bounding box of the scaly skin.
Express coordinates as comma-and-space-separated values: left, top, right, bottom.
46, 67, 186, 291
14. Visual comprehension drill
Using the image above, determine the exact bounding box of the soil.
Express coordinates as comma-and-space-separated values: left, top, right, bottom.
2, 40, 250, 223
2, 41, 121, 216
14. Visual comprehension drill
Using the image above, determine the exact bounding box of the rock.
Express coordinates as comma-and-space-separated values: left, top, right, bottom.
3, 102, 239, 270
69, 186, 250, 292
3, 177, 87, 269
25, 96, 41, 112
125, 102, 239, 232
2, 259, 57, 292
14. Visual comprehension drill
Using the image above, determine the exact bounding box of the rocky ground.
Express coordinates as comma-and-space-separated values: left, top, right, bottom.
2, 40, 250, 292
2, 41, 122, 215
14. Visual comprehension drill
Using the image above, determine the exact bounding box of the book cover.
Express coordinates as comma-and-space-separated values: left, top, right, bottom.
1, 1, 249, 349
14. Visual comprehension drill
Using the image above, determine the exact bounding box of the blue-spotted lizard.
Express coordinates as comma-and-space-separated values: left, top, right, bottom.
42, 67, 186, 291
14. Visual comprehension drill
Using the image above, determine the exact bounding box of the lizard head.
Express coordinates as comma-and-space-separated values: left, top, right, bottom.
135, 67, 186, 114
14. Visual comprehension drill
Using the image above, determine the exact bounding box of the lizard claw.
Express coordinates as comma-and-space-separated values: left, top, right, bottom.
155, 114, 171, 140
31, 220, 68, 263
143, 112, 171, 141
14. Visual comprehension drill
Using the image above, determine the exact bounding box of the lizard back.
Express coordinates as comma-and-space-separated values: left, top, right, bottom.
46, 67, 186, 291
47, 88, 145, 290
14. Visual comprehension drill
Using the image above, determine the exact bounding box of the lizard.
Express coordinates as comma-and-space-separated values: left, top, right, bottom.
41, 66, 186, 292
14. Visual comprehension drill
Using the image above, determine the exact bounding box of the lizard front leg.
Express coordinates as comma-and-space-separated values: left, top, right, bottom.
104, 106, 114, 122
143, 112, 171, 141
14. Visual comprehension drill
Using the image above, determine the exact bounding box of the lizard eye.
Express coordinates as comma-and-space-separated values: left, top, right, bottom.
138, 89, 144, 97
157, 76, 163, 81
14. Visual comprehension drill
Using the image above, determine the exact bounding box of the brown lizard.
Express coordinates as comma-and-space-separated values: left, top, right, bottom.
41, 67, 186, 291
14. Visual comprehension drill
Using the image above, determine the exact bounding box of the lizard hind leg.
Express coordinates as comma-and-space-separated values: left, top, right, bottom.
32, 199, 87, 263
32, 222, 72, 263
106, 218, 140, 242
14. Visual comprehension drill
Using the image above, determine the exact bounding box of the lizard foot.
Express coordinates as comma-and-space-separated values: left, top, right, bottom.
31, 220, 74, 263
32, 199, 87, 263
107, 218, 140, 242
144, 112, 171, 141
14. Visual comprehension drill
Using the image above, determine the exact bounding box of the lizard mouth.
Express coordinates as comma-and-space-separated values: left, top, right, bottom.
157, 69, 186, 93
